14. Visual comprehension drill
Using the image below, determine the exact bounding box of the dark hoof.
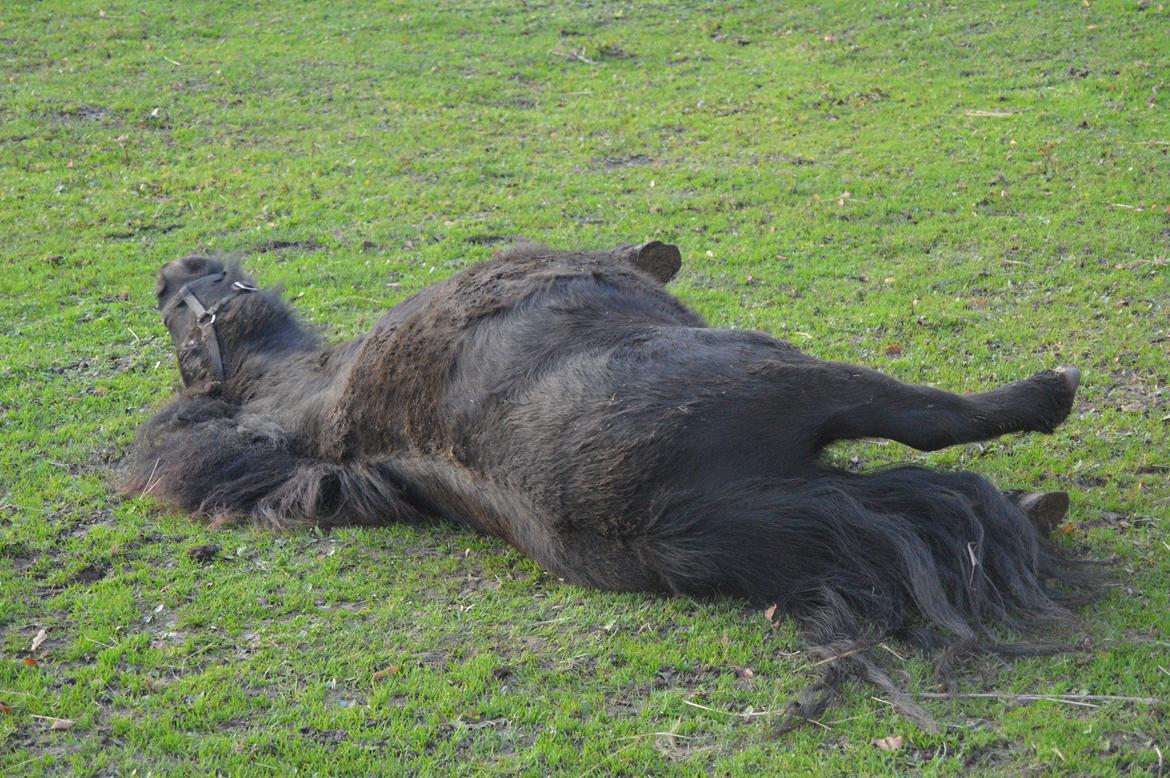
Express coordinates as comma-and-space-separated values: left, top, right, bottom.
1014, 491, 1070, 536
1054, 365, 1080, 393
634, 241, 682, 284
614, 241, 683, 284
1030, 366, 1080, 433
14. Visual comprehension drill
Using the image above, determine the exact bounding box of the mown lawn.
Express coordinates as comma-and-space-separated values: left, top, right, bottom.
1, 1, 1168, 774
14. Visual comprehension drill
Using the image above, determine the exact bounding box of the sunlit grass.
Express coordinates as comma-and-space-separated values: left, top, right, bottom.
1, 1, 1167, 774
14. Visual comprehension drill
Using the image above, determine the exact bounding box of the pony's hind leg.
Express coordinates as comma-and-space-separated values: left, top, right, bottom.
818, 364, 1080, 451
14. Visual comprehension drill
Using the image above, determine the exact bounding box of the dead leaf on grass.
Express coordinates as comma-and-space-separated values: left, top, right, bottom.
372, 665, 400, 681
885, 343, 904, 356
33, 715, 74, 730
23, 657, 38, 667
30, 628, 48, 652
872, 735, 905, 751
0, 703, 14, 713
763, 604, 778, 625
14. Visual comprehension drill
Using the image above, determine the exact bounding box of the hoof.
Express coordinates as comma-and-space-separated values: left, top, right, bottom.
1054, 365, 1081, 393
614, 241, 683, 284
1029, 366, 1081, 433
1014, 491, 1070, 536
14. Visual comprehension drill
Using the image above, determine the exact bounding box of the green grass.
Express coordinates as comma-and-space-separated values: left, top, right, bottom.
2, 0, 1168, 774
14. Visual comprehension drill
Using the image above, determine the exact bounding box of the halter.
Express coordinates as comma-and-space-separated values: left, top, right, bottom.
162, 272, 257, 384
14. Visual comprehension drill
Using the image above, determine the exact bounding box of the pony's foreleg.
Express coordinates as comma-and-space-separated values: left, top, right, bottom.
816, 364, 1080, 451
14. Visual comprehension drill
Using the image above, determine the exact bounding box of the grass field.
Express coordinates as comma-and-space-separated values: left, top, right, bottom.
2, 1, 1168, 774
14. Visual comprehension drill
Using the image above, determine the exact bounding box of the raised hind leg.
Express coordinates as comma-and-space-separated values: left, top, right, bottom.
817, 364, 1080, 452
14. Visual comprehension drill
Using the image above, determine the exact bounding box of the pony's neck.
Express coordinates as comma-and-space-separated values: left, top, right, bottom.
227, 333, 365, 454
216, 293, 332, 400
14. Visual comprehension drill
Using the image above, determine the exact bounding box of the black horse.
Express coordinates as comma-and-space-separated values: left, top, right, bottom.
125, 242, 1095, 729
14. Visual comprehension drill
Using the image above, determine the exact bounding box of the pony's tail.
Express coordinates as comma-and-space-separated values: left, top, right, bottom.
121, 393, 423, 529
636, 466, 1102, 731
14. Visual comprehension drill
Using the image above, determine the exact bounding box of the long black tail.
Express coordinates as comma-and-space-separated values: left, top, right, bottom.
121, 393, 424, 529
636, 466, 1100, 730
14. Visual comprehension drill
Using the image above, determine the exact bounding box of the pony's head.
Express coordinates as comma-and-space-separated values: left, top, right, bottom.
156, 256, 260, 389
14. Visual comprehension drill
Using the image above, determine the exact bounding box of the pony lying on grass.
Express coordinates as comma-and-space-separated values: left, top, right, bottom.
125, 241, 1097, 729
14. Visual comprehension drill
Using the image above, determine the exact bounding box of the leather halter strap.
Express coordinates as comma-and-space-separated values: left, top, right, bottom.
162, 272, 256, 384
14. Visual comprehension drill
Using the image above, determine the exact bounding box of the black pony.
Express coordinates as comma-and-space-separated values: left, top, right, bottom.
125, 242, 1096, 729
